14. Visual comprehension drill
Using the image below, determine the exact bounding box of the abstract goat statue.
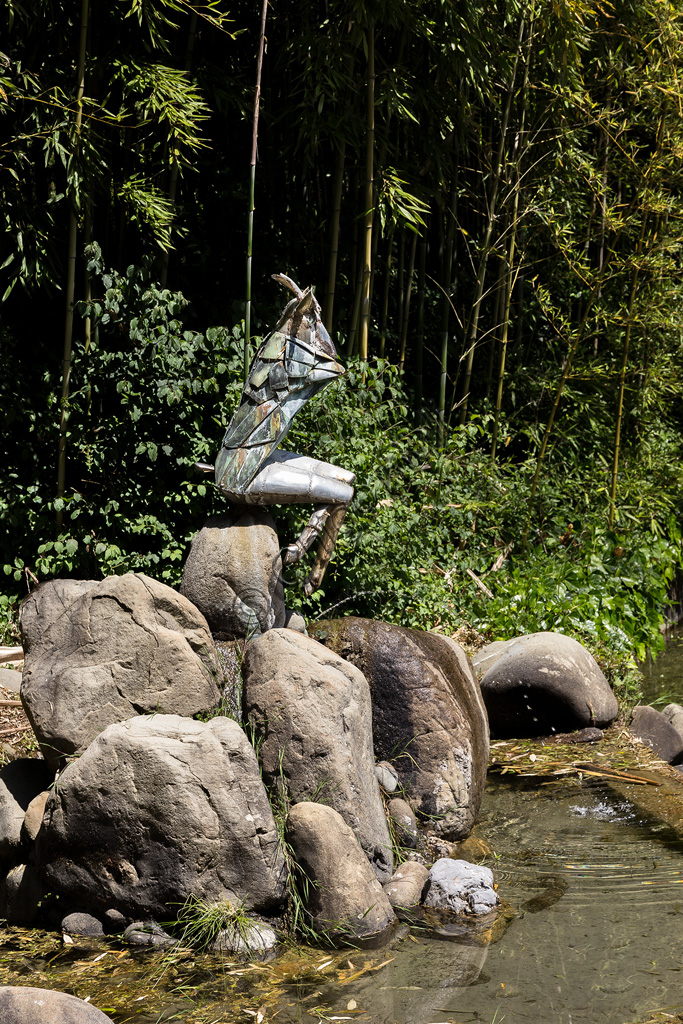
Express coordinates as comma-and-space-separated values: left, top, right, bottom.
214, 273, 355, 596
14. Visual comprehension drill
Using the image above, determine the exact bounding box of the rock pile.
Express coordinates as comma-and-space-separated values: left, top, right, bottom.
0, 519, 623, 955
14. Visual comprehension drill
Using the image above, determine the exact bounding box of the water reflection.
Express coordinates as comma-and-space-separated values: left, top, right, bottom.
280, 777, 683, 1024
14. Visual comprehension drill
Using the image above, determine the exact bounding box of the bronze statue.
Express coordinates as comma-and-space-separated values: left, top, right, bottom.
215, 274, 354, 596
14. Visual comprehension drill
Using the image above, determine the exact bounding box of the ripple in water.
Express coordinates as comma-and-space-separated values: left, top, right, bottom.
284, 777, 683, 1024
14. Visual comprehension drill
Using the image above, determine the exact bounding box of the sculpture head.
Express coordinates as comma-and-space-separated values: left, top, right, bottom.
272, 273, 342, 382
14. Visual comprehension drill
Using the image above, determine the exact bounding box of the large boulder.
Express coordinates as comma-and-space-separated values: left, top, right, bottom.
285, 802, 396, 941
243, 629, 393, 882
0, 987, 114, 1024
180, 510, 286, 639
36, 714, 287, 919
20, 574, 222, 769
311, 618, 489, 840
474, 632, 618, 738
0, 758, 53, 869
630, 705, 683, 764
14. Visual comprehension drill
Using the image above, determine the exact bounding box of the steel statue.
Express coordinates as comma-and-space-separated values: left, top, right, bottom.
214, 274, 355, 596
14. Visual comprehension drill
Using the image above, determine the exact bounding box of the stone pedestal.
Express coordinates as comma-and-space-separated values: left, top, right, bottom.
180, 509, 286, 639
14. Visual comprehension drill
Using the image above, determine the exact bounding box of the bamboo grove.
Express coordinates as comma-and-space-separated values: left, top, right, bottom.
2, 0, 683, 657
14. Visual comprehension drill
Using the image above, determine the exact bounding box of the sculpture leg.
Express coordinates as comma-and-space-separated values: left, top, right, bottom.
282, 506, 330, 566
303, 503, 349, 597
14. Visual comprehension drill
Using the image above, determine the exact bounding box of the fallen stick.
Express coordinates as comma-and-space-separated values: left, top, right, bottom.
577, 763, 661, 786
0, 647, 23, 665
0, 700, 22, 707
0, 724, 30, 737
465, 568, 494, 599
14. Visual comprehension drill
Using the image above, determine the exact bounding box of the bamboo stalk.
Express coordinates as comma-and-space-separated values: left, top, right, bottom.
56, 0, 89, 530
609, 108, 666, 528
323, 139, 346, 331
398, 231, 417, 371
438, 177, 457, 445
415, 239, 426, 423
458, 12, 526, 425
378, 223, 395, 359
358, 19, 375, 361
244, 0, 268, 382
160, 10, 198, 290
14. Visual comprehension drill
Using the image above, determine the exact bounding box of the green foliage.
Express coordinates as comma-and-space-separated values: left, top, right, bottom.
168, 894, 253, 953
0, 245, 242, 602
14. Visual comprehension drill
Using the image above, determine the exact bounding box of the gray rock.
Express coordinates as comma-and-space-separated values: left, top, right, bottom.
387, 798, 419, 849
22, 789, 50, 845
383, 861, 429, 908
20, 574, 222, 770
212, 919, 279, 959
471, 641, 508, 679
286, 802, 396, 941
423, 858, 499, 916
0, 667, 22, 693
0, 862, 43, 925
0, 986, 114, 1023
375, 761, 399, 793
283, 609, 307, 634
243, 629, 393, 882
662, 703, 683, 742
631, 706, 683, 764
124, 920, 176, 948
103, 908, 128, 933
311, 619, 489, 841
61, 912, 105, 937
36, 714, 287, 919
476, 632, 618, 738
0, 758, 53, 868
180, 511, 286, 639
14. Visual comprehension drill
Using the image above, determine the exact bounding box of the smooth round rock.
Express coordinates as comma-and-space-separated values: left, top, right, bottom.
387, 797, 419, 848
0, 986, 114, 1023
476, 632, 618, 738
285, 802, 396, 941
383, 861, 429, 908
61, 912, 105, 937
376, 761, 399, 793
662, 703, 683, 743
631, 706, 683, 764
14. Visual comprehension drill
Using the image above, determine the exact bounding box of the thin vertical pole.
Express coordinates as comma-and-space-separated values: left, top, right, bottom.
57, 0, 88, 529
245, 0, 268, 381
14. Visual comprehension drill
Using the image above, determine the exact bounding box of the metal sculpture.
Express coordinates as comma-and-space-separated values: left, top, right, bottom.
214, 274, 355, 596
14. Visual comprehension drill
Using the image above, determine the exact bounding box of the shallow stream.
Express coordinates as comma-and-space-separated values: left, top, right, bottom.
302, 775, 683, 1024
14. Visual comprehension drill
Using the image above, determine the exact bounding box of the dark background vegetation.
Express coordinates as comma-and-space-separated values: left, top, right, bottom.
2, 0, 683, 693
